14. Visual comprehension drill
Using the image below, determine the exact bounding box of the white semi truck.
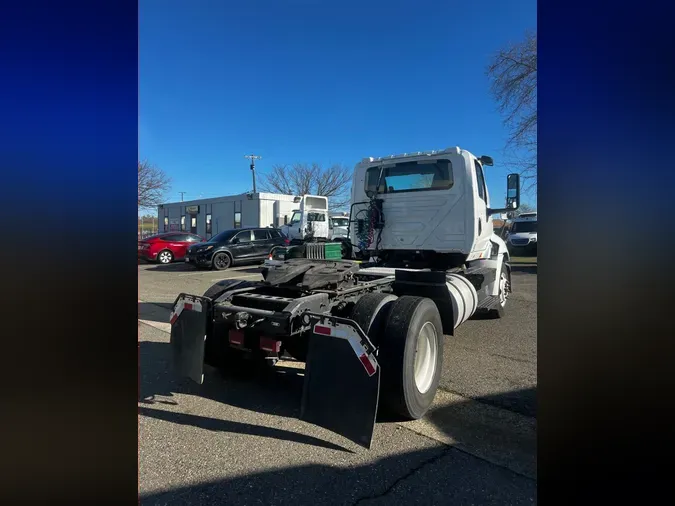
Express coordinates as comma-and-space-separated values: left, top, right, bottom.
170, 146, 520, 448
280, 195, 331, 242
329, 212, 350, 240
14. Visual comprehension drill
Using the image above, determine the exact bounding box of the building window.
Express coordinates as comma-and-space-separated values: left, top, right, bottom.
206, 214, 212, 234
234, 212, 241, 229
163, 216, 168, 232
181, 216, 186, 231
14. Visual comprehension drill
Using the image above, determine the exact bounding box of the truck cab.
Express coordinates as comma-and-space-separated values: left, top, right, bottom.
329, 213, 350, 240
349, 147, 515, 268
280, 195, 330, 242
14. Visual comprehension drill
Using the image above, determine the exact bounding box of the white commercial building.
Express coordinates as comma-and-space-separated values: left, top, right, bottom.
157, 192, 299, 240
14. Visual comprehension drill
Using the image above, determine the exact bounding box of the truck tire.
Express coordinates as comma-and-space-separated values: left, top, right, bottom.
378, 296, 444, 420
349, 292, 398, 338
486, 263, 510, 319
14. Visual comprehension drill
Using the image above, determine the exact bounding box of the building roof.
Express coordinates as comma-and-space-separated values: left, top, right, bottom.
160, 192, 297, 207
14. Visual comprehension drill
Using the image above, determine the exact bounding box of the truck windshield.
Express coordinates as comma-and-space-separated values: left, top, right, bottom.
365, 159, 453, 194
289, 211, 302, 225
511, 221, 537, 233
332, 218, 348, 227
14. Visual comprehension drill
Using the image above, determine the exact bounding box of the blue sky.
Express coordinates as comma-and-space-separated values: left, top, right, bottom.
139, 0, 536, 211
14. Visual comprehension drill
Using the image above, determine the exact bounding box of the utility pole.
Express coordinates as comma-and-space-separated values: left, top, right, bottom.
244, 154, 262, 193
179, 192, 186, 202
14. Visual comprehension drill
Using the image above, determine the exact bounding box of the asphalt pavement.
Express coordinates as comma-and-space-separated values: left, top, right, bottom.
138, 259, 537, 504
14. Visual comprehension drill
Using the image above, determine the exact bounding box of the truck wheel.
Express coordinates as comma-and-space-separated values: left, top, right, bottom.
212, 252, 232, 271
486, 263, 510, 319
349, 292, 398, 337
378, 296, 444, 420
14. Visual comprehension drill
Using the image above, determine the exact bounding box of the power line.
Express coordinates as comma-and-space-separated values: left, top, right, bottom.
244, 154, 262, 193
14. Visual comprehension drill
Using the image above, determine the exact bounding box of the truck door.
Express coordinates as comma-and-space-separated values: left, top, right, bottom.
471, 159, 492, 257
286, 211, 303, 241
307, 211, 329, 239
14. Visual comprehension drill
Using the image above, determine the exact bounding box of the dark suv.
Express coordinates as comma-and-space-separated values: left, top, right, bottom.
185, 227, 288, 271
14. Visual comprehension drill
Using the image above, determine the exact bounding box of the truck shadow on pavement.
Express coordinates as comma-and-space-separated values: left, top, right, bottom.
140, 388, 537, 506
139, 339, 348, 452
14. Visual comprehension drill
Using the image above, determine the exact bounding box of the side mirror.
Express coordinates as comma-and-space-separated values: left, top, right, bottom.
479, 155, 494, 166
487, 173, 520, 216
506, 173, 520, 210
231, 238, 240, 244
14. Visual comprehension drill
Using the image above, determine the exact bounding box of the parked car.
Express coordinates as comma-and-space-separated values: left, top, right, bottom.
506, 212, 537, 255
138, 232, 205, 264
185, 227, 289, 271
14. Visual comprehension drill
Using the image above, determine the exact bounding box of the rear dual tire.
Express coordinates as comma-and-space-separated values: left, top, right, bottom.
349, 293, 444, 421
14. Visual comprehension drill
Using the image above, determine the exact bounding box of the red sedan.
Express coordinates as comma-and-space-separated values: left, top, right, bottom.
138, 232, 204, 264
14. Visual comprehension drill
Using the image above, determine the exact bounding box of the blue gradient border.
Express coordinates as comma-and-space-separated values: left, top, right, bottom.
1, 0, 674, 502
539, 0, 675, 500
0, 1, 138, 502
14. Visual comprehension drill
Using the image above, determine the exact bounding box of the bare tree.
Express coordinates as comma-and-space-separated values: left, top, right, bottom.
138, 160, 171, 210
487, 31, 537, 192
259, 162, 352, 210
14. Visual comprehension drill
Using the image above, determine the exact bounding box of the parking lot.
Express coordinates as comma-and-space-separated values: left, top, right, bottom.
138, 259, 537, 504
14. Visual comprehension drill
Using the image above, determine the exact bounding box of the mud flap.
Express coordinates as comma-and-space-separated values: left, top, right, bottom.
300, 316, 380, 449
169, 294, 211, 385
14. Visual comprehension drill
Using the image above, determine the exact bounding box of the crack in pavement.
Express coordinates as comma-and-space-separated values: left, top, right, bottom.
351, 446, 451, 505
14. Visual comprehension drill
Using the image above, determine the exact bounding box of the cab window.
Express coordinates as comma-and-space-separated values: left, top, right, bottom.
474, 160, 487, 202
365, 159, 453, 194
289, 212, 302, 225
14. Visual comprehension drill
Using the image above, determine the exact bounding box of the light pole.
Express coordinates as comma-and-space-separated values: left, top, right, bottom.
245, 154, 262, 193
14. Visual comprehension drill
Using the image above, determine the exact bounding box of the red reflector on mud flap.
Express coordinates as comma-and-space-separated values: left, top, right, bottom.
313, 324, 332, 336
313, 321, 378, 377
229, 330, 244, 346
259, 337, 281, 353
358, 353, 377, 376
170, 297, 203, 326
